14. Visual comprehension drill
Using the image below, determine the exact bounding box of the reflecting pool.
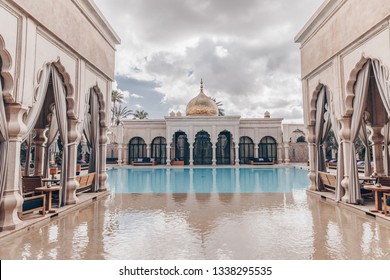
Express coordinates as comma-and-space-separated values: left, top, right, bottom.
107, 167, 309, 193
0, 167, 389, 259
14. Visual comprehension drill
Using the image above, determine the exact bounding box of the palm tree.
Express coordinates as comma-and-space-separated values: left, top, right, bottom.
132, 109, 149, 119
211, 97, 225, 116
111, 90, 124, 106
112, 105, 132, 125
111, 90, 125, 124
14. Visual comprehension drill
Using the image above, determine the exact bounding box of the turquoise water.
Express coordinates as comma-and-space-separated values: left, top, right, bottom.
3, 166, 390, 260
107, 167, 309, 193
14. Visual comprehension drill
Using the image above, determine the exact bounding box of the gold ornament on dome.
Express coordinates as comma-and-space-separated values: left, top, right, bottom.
185, 79, 218, 116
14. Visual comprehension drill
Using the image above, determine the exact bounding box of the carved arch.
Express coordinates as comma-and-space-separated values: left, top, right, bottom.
91, 84, 107, 128
0, 35, 14, 102
345, 54, 389, 116
193, 128, 213, 143
34, 58, 76, 120
308, 82, 325, 125
218, 129, 233, 143
308, 81, 337, 126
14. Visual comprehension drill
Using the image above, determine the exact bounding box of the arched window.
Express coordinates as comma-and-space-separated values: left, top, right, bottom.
217, 130, 232, 164
297, 136, 306, 142
174, 131, 189, 164
259, 136, 277, 162
151, 137, 167, 164
194, 130, 212, 165
128, 137, 146, 164
239, 136, 254, 164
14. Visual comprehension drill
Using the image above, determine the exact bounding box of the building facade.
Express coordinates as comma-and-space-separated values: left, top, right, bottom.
108, 83, 308, 166
0, 0, 120, 231
295, 0, 390, 203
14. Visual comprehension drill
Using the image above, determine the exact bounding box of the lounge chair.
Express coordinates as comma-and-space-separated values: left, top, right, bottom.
249, 158, 274, 165
357, 161, 374, 174
377, 177, 390, 216
383, 193, 390, 216
327, 160, 337, 170
75, 172, 95, 194
172, 158, 185, 165
376, 176, 390, 186
318, 171, 371, 197
22, 176, 43, 196
131, 157, 156, 166
18, 193, 46, 220
318, 171, 336, 192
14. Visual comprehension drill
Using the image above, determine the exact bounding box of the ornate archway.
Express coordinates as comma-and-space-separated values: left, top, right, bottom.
128, 137, 146, 164
217, 130, 232, 165
193, 130, 212, 165
151, 136, 167, 164
239, 136, 254, 164
259, 136, 277, 162
173, 131, 189, 165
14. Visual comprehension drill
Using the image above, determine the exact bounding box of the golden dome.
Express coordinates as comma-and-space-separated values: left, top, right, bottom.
186, 80, 218, 116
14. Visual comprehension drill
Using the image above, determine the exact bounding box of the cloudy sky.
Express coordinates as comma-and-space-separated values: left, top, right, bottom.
94, 0, 324, 123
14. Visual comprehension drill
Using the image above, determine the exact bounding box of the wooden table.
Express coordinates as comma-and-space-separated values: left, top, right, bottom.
35, 186, 62, 213
42, 178, 60, 184
363, 185, 390, 212
359, 176, 377, 183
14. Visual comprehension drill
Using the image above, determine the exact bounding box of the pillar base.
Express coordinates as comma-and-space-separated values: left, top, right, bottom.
0, 191, 24, 232
341, 196, 349, 203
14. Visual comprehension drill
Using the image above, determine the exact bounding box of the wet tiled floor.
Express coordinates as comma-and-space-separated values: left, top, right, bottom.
0, 190, 389, 259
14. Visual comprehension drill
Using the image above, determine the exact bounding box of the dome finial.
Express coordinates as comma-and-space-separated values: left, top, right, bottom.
186, 79, 218, 116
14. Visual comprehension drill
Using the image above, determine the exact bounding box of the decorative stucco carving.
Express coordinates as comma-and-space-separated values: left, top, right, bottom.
345, 54, 389, 117
0, 35, 14, 103
92, 84, 107, 128
35, 58, 76, 120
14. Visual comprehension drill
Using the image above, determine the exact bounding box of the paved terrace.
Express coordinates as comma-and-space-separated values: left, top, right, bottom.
1, 164, 389, 243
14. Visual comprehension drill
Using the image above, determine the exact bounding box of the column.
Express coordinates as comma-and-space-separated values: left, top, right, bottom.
117, 144, 123, 165
98, 126, 108, 192
146, 144, 151, 158
117, 125, 123, 165
212, 142, 217, 166
339, 117, 351, 202
277, 143, 283, 164
33, 128, 48, 176
307, 125, 316, 191
254, 145, 259, 159
370, 126, 384, 176
65, 119, 81, 205
166, 143, 171, 166
284, 142, 290, 164
0, 104, 27, 231
234, 143, 240, 166
123, 145, 129, 164
189, 142, 194, 166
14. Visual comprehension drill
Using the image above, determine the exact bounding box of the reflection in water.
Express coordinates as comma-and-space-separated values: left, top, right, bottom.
108, 167, 309, 193
0, 192, 389, 259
